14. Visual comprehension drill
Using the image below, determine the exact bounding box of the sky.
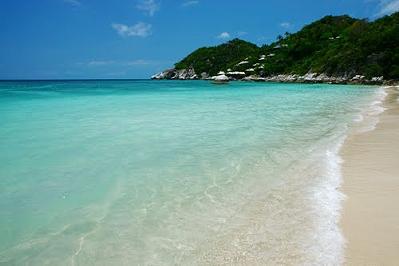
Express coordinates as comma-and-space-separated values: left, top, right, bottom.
0, 0, 398, 79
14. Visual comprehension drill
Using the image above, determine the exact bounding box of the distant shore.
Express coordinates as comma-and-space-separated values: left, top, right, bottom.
151, 69, 398, 86
341, 86, 399, 264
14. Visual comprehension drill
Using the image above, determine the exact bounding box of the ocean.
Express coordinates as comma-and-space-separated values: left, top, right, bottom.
0, 80, 384, 265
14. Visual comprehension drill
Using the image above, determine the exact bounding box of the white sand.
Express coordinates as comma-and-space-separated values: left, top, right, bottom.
341, 87, 399, 265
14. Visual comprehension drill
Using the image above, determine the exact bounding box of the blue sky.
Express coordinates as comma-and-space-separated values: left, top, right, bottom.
0, 0, 398, 79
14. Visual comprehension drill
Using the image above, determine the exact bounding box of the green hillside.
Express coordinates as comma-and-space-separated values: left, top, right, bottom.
175, 39, 259, 76
173, 12, 399, 80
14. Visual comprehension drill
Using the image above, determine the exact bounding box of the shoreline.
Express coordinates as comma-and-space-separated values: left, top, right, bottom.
151, 69, 398, 86
153, 78, 399, 86
341, 86, 399, 265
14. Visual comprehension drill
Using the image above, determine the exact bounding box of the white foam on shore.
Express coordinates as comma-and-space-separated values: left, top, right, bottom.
325, 86, 390, 265
309, 87, 389, 265
302, 136, 346, 266
352, 87, 387, 133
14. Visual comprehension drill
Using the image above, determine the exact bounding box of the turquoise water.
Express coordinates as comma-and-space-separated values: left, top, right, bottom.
0, 80, 382, 265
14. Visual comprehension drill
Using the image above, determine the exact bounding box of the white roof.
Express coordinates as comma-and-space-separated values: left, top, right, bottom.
227, 71, 246, 75
236, 61, 249, 66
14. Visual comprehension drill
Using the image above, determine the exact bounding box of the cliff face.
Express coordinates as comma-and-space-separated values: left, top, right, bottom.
152, 12, 399, 84
151, 67, 197, 80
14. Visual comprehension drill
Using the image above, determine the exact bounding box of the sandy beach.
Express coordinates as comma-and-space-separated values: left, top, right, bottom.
341, 86, 399, 265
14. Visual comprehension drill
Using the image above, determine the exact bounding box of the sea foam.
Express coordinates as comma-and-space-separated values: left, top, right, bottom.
352, 87, 387, 133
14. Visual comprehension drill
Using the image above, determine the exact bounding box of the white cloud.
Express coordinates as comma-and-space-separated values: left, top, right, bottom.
136, 0, 160, 16
279, 22, 291, 29
182, 0, 199, 7
217, 32, 231, 39
376, 0, 399, 16
64, 0, 81, 6
112, 22, 152, 37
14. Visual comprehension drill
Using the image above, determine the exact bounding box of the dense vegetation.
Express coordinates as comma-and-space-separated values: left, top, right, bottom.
174, 12, 399, 79
175, 39, 259, 76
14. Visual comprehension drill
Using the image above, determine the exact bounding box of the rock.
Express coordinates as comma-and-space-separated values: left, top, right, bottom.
151, 67, 197, 80
151, 67, 394, 85
212, 74, 230, 81
262, 73, 352, 84
315, 73, 330, 82
201, 72, 209, 79
303, 73, 318, 81
176, 67, 197, 80
151, 69, 176, 79
371, 76, 384, 82
352, 75, 365, 81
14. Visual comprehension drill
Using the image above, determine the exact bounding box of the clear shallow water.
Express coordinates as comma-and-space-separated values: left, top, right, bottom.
0, 80, 381, 265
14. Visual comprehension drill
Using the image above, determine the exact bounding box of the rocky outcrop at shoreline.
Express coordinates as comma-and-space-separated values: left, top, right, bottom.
151, 68, 391, 85
151, 67, 198, 80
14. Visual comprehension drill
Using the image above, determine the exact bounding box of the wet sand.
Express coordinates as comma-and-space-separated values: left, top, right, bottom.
341, 87, 399, 265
